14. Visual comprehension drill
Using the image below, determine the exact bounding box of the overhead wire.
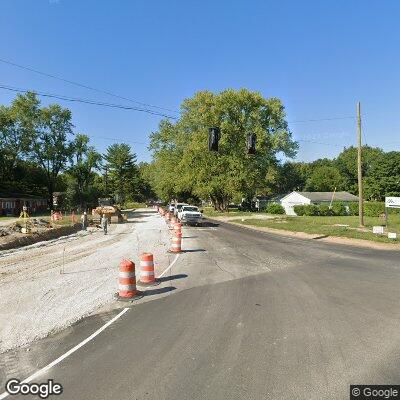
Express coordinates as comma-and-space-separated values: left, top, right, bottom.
0, 84, 178, 120
0, 57, 179, 114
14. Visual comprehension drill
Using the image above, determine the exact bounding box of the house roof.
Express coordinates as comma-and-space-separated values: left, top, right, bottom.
0, 192, 47, 200
293, 191, 359, 202
255, 194, 287, 201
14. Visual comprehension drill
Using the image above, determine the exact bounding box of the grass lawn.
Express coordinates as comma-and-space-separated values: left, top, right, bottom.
203, 207, 256, 217
232, 214, 400, 243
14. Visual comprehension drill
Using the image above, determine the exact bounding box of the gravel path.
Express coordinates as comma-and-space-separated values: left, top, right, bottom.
0, 209, 170, 353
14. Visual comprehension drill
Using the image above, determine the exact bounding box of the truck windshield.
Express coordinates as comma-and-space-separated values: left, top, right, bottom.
183, 207, 198, 212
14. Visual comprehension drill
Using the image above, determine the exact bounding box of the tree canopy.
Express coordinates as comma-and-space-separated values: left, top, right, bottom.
149, 89, 298, 210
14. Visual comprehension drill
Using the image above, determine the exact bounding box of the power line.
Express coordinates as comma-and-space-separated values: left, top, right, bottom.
87, 135, 148, 145
0, 84, 178, 120
0, 57, 179, 114
296, 139, 349, 148
288, 116, 355, 124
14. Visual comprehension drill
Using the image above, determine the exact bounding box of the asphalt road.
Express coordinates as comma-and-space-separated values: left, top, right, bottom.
2, 211, 400, 399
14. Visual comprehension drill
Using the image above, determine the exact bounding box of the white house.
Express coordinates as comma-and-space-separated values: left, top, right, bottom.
280, 191, 359, 215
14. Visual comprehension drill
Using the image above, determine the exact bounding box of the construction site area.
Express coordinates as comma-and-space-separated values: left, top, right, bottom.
0, 208, 174, 353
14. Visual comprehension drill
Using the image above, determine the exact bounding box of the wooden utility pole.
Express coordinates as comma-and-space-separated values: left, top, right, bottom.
357, 101, 364, 227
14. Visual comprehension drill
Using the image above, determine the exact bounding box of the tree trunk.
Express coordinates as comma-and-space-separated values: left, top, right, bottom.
210, 194, 230, 212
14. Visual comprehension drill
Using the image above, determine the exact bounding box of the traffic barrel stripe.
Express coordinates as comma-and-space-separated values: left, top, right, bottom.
138, 253, 158, 286
115, 259, 142, 301
169, 232, 182, 253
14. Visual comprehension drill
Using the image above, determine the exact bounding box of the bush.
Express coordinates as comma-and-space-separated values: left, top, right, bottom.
304, 204, 320, 216
266, 203, 285, 214
318, 204, 333, 216
364, 202, 385, 217
293, 205, 306, 216
348, 202, 359, 216
238, 198, 256, 212
331, 202, 347, 216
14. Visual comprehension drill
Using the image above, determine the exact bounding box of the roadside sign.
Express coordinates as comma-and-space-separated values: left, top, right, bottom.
388, 232, 397, 240
385, 197, 400, 209
372, 226, 384, 234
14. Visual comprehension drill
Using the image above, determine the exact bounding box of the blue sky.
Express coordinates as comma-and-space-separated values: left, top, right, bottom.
1, 0, 399, 163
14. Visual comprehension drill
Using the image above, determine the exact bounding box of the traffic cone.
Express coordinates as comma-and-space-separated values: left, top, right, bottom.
173, 222, 182, 235
115, 259, 142, 301
169, 231, 182, 253
137, 253, 158, 286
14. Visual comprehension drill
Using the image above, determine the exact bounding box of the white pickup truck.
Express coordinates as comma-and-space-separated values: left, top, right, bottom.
178, 205, 203, 226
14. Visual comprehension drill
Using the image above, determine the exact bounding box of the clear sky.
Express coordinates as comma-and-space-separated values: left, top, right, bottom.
1, 0, 399, 163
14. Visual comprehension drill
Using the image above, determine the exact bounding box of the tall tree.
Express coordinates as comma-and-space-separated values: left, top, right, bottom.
68, 134, 102, 209
104, 143, 140, 204
0, 92, 40, 187
150, 89, 297, 210
305, 165, 345, 192
31, 103, 74, 209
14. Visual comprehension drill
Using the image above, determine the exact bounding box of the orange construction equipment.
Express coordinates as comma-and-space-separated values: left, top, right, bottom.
169, 231, 182, 253
138, 253, 158, 286
116, 259, 142, 301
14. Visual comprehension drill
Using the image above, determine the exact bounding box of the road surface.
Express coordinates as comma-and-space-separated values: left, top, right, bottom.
1, 209, 400, 399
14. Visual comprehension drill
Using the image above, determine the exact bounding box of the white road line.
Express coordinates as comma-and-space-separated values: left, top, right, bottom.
0, 307, 130, 400
157, 254, 180, 278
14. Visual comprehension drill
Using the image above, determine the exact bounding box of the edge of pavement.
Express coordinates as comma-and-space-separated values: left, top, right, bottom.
206, 216, 400, 251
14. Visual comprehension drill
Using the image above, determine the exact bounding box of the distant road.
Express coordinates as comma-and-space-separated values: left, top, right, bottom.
1, 211, 400, 399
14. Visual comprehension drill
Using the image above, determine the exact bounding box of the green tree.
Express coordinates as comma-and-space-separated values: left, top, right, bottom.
104, 143, 140, 204
150, 89, 297, 210
305, 165, 344, 192
30, 103, 74, 209
363, 151, 400, 200
68, 134, 102, 209
0, 92, 40, 187
335, 146, 384, 194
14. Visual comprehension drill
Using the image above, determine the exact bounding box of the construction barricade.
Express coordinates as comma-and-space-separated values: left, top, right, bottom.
169, 231, 182, 253
137, 253, 158, 286
115, 259, 142, 301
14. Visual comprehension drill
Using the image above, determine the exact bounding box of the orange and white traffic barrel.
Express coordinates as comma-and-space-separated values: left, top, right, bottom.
115, 259, 142, 301
173, 222, 182, 235
137, 253, 158, 286
169, 231, 182, 253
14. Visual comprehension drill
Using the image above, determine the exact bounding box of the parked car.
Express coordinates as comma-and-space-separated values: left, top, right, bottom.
178, 205, 203, 226
173, 203, 188, 217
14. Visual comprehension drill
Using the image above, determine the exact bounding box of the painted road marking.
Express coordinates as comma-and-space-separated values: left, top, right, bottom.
0, 308, 129, 400
157, 254, 180, 278
0, 254, 181, 399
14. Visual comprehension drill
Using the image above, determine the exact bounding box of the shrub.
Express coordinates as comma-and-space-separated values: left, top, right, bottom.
266, 203, 285, 214
348, 202, 359, 216
331, 202, 347, 216
293, 205, 306, 216
304, 204, 320, 216
318, 204, 333, 216
364, 202, 385, 217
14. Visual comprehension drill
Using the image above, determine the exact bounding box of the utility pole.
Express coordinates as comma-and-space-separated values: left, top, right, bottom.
357, 101, 364, 227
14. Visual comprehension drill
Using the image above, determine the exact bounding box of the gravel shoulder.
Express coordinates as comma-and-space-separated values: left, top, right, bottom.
0, 209, 170, 353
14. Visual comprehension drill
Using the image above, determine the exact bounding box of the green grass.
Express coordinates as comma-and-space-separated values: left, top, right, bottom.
203, 206, 257, 217
232, 215, 400, 243
123, 202, 147, 209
